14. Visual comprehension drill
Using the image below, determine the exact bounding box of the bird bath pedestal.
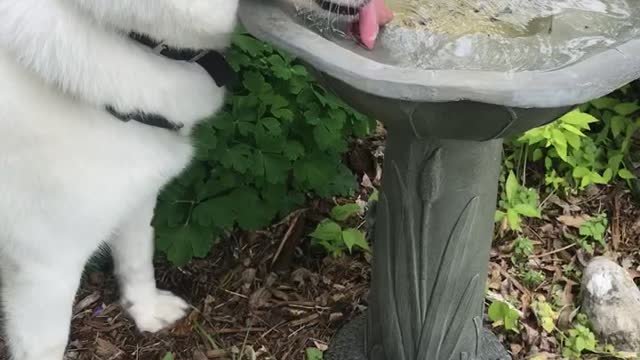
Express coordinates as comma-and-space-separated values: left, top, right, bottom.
238, 1, 640, 359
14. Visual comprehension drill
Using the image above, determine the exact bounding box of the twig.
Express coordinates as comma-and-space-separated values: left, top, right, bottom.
531, 243, 576, 259
271, 213, 302, 267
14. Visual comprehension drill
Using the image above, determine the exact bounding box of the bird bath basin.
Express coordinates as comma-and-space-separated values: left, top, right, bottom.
238, 1, 640, 359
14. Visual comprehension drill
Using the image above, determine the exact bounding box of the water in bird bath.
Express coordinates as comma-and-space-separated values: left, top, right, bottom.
294, 0, 640, 71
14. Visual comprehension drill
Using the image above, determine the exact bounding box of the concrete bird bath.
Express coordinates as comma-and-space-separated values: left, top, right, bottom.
238, 1, 640, 359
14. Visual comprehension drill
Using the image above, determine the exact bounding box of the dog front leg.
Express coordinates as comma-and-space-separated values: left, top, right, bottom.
109, 197, 189, 333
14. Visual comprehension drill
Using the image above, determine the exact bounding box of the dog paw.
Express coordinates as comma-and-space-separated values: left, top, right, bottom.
124, 289, 189, 333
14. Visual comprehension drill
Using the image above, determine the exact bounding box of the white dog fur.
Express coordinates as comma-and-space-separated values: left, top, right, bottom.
0, 0, 364, 359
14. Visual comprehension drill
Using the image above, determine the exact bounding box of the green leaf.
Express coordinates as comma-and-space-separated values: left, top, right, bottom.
572, 166, 591, 178
342, 228, 369, 252
506, 208, 521, 231
505, 171, 518, 203
263, 154, 290, 184
305, 348, 324, 360
532, 148, 543, 161
330, 203, 362, 221
192, 196, 236, 229
259, 117, 282, 135
513, 204, 541, 218
284, 141, 305, 161
156, 225, 211, 266
233, 34, 265, 57
272, 108, 294, 122
541, 317, 555, 333
230, 188, 276, 231
590, 97, 619, 110
161, 353, 175, 360
220, 145, 253, 173
488, 301, 507, 323
611, 115, 627, 137
488, 301, 519, 332
559, 124, 584, 137
293, 154, 334, 191
619, 168, 636, 180
614, 102, 640, 116
313, 116, 345, 150
292, 65, 309, 76
310, 220, 342, 241
564, 132, 581, 150
560, 110, 598, 128
243, 71, 267, 94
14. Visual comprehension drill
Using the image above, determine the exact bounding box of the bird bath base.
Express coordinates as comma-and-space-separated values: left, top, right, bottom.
326, 315, 510, 360
305, 76, 571, 360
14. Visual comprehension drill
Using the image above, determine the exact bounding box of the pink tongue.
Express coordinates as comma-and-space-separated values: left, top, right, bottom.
358, 0, 394, 49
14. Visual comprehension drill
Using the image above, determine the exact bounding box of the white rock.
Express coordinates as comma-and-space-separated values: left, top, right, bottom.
581, 257, 640, 353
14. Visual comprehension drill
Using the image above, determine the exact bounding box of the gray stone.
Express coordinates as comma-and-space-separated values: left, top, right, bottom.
581, 257, 640, 353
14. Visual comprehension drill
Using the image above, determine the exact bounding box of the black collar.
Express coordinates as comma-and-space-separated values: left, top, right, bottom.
129, 32, 237, 88
106, 32, 237, 131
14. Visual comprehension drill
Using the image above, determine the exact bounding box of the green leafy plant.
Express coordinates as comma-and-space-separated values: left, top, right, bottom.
564, 213, 609, 254
161, 353, 175, 360
488, 300, 520, 333
512, 236, 534, 263
562, 324, 597, 359
579, 213, 608, 247
513, 99, 638, 192
495, 171, 541, 231
152, 34, 374, 265
520, 269, 545, 288
310, 203, 369, 257
531, 297, 557, 334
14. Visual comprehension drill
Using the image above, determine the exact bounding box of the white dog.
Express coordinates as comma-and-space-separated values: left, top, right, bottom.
0, 0, 381, 359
